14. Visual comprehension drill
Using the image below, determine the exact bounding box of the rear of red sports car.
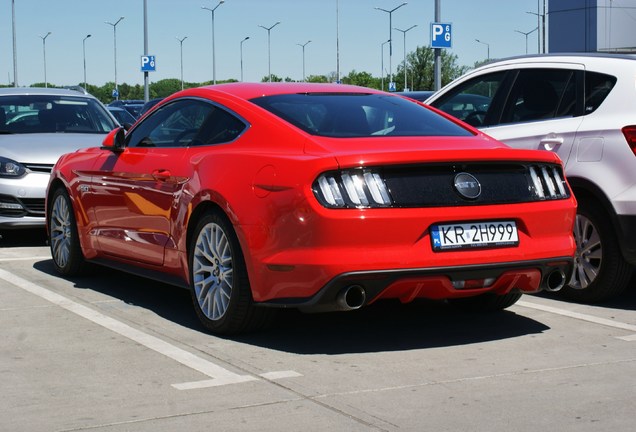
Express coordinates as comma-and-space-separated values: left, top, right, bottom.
47, 83, 576, 334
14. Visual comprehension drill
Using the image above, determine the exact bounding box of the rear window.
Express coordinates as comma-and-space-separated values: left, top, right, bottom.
584, 71, 616, 114
0, 94, 116, 134
250, 93, 473, 138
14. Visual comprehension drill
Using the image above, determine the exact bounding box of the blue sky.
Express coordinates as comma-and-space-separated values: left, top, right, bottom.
1, 0, 543, 87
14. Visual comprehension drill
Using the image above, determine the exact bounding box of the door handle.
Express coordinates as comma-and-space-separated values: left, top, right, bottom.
540, 135, 564, 151
152, 169, 171, 180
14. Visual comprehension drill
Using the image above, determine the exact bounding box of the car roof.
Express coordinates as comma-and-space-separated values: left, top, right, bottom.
476, 52, 636, 69
0, 87, 96, 98
188, 82, 385, 101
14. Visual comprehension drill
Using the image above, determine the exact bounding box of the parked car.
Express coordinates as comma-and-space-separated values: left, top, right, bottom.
139, 97, 164, 117
398, 90, 434, 102
107, 106, 137, 128
109, 99, 145, 119
426, 53, 636, 302
0, 87, 117, 230
46, 83, 576, 334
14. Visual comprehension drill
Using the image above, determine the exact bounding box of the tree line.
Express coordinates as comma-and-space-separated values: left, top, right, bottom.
2, 47, 472, 104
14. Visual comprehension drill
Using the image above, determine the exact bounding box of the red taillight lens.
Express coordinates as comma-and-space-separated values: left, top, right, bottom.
622, 126, 636, 156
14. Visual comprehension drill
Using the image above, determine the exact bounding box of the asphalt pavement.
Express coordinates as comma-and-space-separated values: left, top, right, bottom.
1, 229, 635, 432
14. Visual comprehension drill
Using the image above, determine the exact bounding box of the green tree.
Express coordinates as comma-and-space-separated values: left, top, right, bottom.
261, 74, 283, 82
307, 74, 329, 83
394, 46, 470, 91
340, 70, 381, 89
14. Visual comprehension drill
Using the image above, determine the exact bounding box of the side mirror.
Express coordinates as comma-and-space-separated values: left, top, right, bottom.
101, 127, 126, 152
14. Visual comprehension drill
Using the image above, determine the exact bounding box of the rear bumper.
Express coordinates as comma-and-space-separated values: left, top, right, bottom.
258, 258, 573, 312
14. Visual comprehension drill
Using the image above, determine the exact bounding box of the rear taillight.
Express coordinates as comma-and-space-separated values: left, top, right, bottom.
622, 126, 636, 156
313, 169, 393, 208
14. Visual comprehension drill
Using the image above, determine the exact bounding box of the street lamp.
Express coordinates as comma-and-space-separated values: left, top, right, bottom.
394, 25, 416, 91
259, 22, 280, 83
297, 40, 311, 82
11, 0, 18, 87
381, 39, 390, 91
514, 27, 538, 54
375, 2, 407, 89
176, 36, 188, 90
202, 0, 224, 85
240, 36, 249, 82
105, 16, 124, 100
475, 38, 490, 60
527, 1, 546, 53
39, 32, 51, 88
82, 34, 91, 90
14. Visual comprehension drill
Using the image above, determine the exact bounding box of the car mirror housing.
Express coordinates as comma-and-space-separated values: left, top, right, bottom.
101, 127, 126, 152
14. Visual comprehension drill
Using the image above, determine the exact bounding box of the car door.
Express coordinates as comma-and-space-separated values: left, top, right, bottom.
481, 65, 586, 166
88, 99, 212, 266
429, 63, 586, 166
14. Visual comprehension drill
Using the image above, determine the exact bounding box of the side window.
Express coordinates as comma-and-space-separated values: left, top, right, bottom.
430, 71, 506, 127
126, 99, 213, 148
501, 68, 575, 124
193, 106, 247, 145
584, 71, 616, 114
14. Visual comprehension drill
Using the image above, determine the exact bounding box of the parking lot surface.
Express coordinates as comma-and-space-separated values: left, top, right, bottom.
1, 230, 635, 432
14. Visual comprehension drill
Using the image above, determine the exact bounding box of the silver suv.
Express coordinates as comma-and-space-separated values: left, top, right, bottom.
0, 88, 117, 230
426, 53, 636, 302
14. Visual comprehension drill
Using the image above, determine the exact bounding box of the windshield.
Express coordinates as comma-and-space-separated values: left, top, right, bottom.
250, 93, 473, 138
0, 94, 117, 134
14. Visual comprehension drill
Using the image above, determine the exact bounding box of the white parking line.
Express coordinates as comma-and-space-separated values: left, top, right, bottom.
0, 269, 300, 388
517, 300, 636, 341
0, 256, 51, 262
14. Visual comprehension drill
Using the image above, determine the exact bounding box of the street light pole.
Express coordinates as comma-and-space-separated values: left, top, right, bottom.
375, 2, 407, 90
40, 32, 51, 88
336, 0, 340, 83
105, 16, 124, 100
475, 39, 490, 60
240, 36, 249, 82
394, 25, 416, 91
259, 22, 280, 83
176, 36, 188, 90
381, 39, 390, 91
297, 40, 311, 82
514, 28, 538, 54
202, 0, 224, 85
11, 0, 18, 87
82, 34, 91, 90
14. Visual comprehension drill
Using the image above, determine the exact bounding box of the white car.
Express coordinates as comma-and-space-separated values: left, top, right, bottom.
426, 53, 636, 302
0, 88, 117, 230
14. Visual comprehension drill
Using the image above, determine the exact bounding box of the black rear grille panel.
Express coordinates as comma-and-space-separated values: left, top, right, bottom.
382, 163, 568, 207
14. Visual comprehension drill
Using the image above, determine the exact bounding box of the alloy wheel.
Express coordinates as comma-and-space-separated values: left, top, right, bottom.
49, 194, 73, 269
192, 222, 234, 321
569, 213, 602, 290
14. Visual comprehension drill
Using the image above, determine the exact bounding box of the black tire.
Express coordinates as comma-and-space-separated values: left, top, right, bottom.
188, 212, 273, 335
448, 291, 522, 312
48, 187, 88, 276
559, 198, 633, 302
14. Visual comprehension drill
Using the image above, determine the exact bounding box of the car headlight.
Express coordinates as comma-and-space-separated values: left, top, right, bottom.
0, 157, 27, 178
313, 169, 393, 208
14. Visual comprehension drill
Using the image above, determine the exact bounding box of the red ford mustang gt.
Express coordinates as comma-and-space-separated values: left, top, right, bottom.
46, 83, 576, 334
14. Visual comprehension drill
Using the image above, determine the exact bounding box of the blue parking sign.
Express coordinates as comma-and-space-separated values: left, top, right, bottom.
431, 23, 452, 49
140, 55, 156, 72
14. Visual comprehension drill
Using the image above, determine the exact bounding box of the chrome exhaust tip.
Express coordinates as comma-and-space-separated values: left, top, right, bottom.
544, 269, 566, 292
336, 285, 366, 310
